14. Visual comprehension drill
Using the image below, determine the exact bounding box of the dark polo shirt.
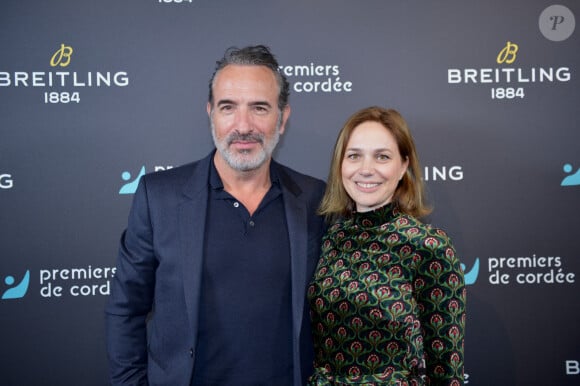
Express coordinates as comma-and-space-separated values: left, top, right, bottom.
191, 160, 293, 386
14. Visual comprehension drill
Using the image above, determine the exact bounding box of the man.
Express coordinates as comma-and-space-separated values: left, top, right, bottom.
105, 45, 326, 386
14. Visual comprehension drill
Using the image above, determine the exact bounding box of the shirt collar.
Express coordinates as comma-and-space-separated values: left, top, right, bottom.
209, 152, 280, 192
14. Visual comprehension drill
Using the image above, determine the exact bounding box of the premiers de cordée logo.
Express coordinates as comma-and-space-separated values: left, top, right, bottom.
279, 62, 354, 94
487, 253, 575, 285
2, 266, 116, 300
0, 43, 129, 104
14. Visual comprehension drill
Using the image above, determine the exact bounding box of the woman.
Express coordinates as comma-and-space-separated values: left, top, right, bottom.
308, 107, 465, 385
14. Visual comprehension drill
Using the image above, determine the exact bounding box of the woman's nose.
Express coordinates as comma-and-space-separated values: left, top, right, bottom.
358, 158, 375, 176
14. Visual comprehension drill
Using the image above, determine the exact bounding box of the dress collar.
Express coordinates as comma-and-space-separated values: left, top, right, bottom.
351, 202, 398, 228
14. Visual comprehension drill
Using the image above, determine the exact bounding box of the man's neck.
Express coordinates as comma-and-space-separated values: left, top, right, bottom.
214, 153, 273, 215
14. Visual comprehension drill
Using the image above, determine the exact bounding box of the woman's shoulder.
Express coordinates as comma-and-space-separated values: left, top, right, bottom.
396, 213, 453, 246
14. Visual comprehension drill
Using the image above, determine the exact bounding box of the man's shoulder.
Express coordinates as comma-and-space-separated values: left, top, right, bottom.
137, 154, 212, 201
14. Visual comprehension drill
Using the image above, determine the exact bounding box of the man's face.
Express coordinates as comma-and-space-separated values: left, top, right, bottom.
208, 64, 289, 172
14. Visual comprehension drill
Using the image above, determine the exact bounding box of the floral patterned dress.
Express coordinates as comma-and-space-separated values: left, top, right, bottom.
307, 203, 465, 385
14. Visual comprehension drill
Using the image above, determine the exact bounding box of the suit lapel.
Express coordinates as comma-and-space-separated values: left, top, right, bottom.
284, 193, 308, 334
178, 155, 211, 342
277, 165, 308, 342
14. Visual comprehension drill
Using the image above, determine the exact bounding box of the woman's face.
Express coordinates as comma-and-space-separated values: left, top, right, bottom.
341, 121, 409, 212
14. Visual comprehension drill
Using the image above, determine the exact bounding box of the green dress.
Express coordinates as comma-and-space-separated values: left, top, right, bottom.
307, 203, 465, 385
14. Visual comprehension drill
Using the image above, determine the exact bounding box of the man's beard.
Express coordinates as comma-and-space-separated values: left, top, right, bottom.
211, 116, 281, 172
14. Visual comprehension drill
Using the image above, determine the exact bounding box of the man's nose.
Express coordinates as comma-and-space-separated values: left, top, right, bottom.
235, 109, 253, 133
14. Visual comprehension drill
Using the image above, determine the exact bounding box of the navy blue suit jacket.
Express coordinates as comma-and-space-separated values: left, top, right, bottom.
105, 152, 326, 386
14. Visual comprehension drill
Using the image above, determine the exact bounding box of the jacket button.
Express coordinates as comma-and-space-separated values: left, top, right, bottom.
189, 349, 194, 357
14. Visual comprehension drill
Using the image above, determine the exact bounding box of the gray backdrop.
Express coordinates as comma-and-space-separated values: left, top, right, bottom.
1, 1, 579, 385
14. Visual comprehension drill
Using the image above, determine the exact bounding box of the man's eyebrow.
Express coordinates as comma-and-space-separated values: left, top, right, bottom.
249, 101, 272, 108
216, 100, 272, 108
216, 99, 236, 106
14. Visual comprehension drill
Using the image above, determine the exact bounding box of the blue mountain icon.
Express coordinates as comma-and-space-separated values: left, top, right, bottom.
2, 270, 30, 300
119, 166, 146, 194
461, 258, 479, 285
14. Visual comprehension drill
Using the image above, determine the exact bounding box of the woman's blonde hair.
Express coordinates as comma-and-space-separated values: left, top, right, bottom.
318, 106, 431, 222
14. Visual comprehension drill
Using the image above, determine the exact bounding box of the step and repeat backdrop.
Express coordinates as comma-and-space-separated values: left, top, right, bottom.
1, 1, 578, 385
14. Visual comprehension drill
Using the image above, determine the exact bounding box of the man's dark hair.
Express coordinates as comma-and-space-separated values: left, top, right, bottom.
208, 45, 290, 111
